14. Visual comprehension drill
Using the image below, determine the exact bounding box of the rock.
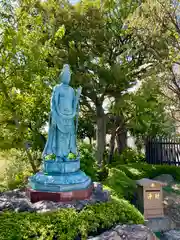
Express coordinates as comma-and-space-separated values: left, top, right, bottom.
0, 183, 111, 213
162, 230, 180, 240
154, 174, 174, 185
88, 225, 158, 240
94, 182, 103, 192
0, 189, 25, 198
93, 184, 111, 203
103, 190, 111, 201
145, 217, 176, 232
13, 199, 33, 212
89, 230, 120, 240
32, 201, 76, 213
0, 199, 13, 211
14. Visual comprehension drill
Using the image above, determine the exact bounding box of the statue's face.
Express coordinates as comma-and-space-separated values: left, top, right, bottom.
60, 64, 71, 85
63, 74, 71, 85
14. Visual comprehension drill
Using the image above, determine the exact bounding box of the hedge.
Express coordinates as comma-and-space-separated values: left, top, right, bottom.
0, 199, 144, 240
118, 163, 180, 181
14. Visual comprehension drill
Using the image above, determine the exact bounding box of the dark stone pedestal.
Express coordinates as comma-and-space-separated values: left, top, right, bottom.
26, 184, 93, 203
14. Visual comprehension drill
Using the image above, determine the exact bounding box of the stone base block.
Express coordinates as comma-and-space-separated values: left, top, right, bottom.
26, 184, 93, 203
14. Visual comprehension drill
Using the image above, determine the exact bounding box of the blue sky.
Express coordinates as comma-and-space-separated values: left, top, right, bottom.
70, 0, 79, 4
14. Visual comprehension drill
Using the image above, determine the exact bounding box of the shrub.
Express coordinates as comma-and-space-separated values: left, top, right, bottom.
117, 163, 180, 181
79, 142, 98, 181
103, 163, 180, 203
97, 165, 109, 182
79, 199, 144, 238
111, 148, 145, 166
0, 199, 144, 240
0, 149, 32, 191
103, 168, 136, 201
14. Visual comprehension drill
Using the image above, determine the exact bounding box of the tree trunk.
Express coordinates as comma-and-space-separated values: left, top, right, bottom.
135, 136, 144, 154
96, 105, 106, 167
116, 128, 127, 155
108, 127, 116, 164
88, 136, 92, 145
25, 148, 38, 173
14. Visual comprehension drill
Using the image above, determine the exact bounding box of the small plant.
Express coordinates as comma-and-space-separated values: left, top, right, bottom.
68, 152, 77, 160
45, 154, 56, 160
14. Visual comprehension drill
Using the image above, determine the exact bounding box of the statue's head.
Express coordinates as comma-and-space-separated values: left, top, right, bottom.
59, 64, 71, 85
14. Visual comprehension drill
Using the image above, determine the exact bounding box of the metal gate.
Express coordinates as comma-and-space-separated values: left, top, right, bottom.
145, 138, 180, 165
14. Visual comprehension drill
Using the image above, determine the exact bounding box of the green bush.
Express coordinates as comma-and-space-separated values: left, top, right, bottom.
97, 165, 109, 181
104, 163, 180, 202
0, 149, 32, 191
111, 148, 145, 166
103, 168, 136, 201
117, 163, 180, 181
79, 142, 98, 181
0, 200, 144, 240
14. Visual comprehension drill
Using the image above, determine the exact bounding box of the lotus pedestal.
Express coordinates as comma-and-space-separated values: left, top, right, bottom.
26, 159, 93, 203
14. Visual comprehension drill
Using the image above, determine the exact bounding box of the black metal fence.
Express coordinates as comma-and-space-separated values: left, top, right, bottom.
145, 137, 180, 166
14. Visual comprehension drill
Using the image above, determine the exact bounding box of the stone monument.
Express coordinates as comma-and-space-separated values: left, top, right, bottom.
27, 64, 93, 202
136, 178, 167, 219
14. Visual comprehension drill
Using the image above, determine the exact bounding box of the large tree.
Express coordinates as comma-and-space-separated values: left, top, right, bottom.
0, 0, 58, 172
107, 75, 175, 163
0, 0, 158, 168
128, 0, 180, 128
36, 0, 154, 165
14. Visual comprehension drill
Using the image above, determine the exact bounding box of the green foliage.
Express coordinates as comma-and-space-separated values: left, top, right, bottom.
97, 165, 109, 182
118, 163, 180, 182
113, 77, 175, 141
104, 162, 180, 203
45, 154, 56, 160
77, 117, 95, 141
0, 149, 32, 191
104, 168, 136, 201
68, 153, 77, 160
111, 147, 145, 166
129, 78, 175, 138
0, 200, 144, 240
79, 142, 98, 181
128, 0, 180, 125
163, 185, 180, 195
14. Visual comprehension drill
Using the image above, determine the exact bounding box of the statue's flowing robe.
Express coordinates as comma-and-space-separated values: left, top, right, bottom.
43, 84, 78, 159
